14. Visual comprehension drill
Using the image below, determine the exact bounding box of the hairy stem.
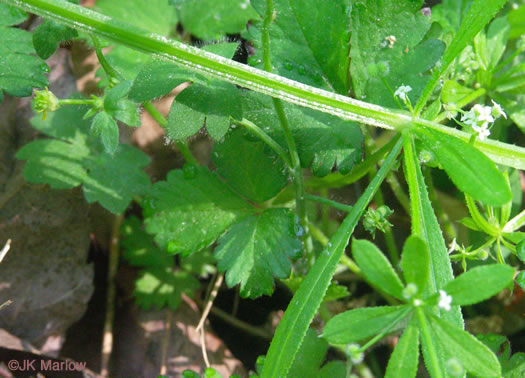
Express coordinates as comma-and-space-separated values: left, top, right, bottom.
262, 0, 311, 255
142, 101, 198, 165
6, 0, 525, 169
232, 118, 291, 168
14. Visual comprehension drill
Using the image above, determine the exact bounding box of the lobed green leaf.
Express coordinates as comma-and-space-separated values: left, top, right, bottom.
215, 208, 300, 298
144, 166, 253, 253
213, 128, 288, 203
175, 0, 257, 40
248, 0, 351, 94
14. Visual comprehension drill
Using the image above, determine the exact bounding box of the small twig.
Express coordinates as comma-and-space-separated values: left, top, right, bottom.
208, 305, 272, 341
100, 214, 124, 377
0, 300, 12, 311
159, 309, 172, 376
232, 286, 240, 317
0, 239, 11, 263
196, 273, 224, 368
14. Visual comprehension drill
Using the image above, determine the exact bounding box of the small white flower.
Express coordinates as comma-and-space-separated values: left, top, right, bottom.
471, 104, 494, 123
491, 100, 507, 119
438, 290, 452, 311
385, 35, 397, 48
472, 123, 491, 141
413, 299, 422, 307
394, 85, 412, 102
447, 238, 458, 254
461, 109, 476, 125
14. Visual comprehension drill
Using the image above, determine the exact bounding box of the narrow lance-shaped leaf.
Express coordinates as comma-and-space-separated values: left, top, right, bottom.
385, 318, 419, 378
417, 128, 512, 206
322, 305, 410, 345
400, 235, 430, 295
430, 312, 502, 377
443, 264, 515, 306
402, 132, 462, 327
261, 136, 403, 378
352, 238, 404, 300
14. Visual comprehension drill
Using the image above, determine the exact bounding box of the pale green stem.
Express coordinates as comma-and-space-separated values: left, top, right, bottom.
262, 0, 311, 255
6, 0, 525, 170
304, 194, 353, 212
142, 101, 198, 165
232, 118, 291, 168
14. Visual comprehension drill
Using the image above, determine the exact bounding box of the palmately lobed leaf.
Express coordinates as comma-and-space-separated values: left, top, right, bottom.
213, 128, 289, 203
0, 27, 48, 100
16, 139, 89, 189
349, 0, 443, 107
19, 104, 151, 214
32, 19, 78, 60
215, 208, 301, 298
82, 144, 151, 213
247, 0, 351, 94
129, 42, 239, 103
241, 91, 362, 177
174, 0, 258, 40
94, 0, 179, 82
144, 166, 254, 254
0, 3, 27, 26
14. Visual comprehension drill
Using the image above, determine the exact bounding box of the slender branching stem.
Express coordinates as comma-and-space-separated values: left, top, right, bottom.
142, 101, 199, 165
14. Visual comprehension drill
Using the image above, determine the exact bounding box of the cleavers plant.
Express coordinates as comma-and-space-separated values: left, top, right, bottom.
1, 0, 525, 376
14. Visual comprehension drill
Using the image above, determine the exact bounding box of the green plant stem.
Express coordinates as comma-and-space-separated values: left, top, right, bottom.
58, 98, 96, 106
340, 254, 361, 275
232, 118, 291, 168
261, 136, 402, 378
362, 128, 399, 265
305, 194, 352, 212
307, 221, 361, 275
306, 136, 399, 190
7, 0, 525, 170
385, 172, 411, 215
262, 0, 311, 255
142, 101, 198, 165
416, 308, 443, 378
91, 34, 122, 82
